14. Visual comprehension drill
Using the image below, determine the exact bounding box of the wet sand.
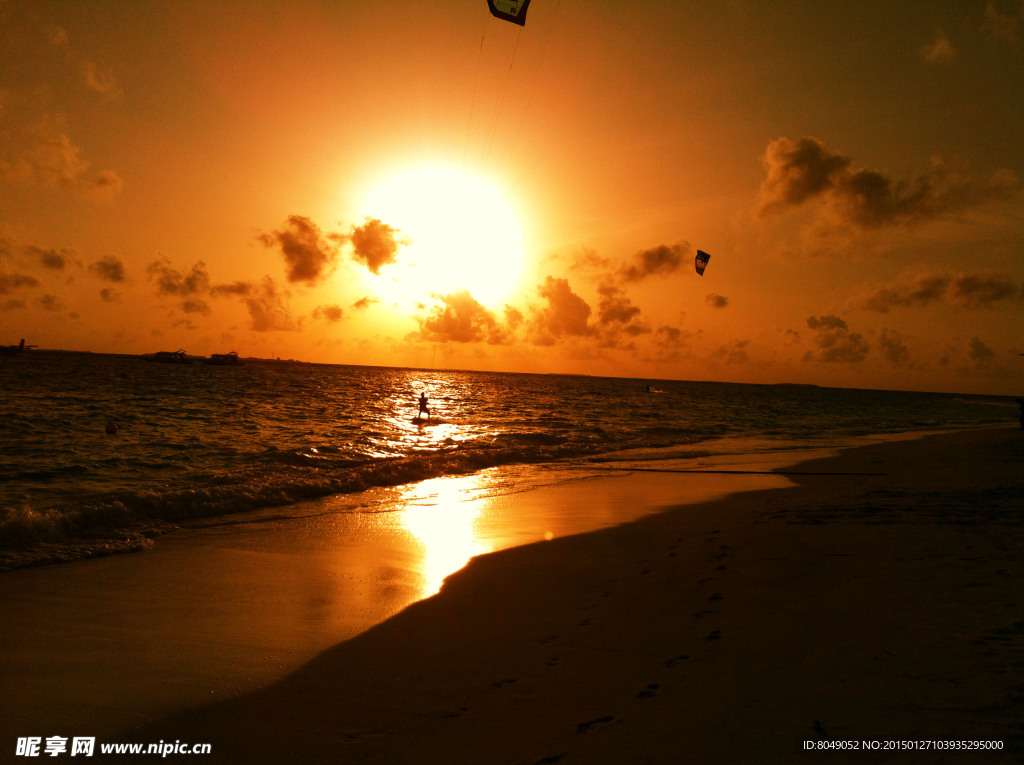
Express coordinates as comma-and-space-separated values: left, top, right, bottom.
5, 428, 1023, 762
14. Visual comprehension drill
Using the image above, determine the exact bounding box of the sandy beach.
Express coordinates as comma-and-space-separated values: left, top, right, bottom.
4, 427, 1023, 763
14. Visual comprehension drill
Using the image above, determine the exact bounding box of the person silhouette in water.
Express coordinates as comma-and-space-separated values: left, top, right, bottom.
417, 392, 430, 422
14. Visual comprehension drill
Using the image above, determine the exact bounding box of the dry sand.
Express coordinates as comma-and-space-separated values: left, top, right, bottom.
4, 428, 1023, 763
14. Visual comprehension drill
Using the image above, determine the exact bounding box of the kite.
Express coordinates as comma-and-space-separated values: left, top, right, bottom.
695, 250, 711, 276
487, 0, 531, 26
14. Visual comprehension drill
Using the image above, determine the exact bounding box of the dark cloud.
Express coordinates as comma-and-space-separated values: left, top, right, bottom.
88, 255, 126, 282
352, 296, 379, 310
705, 293, 729, 308
713, 339, 749, 364
529, 277, 593, 345
210, 281, 252, 297
968, 336, 995, 364
877, 328, 911, 365
803, 315, 869, 363
806, 314, 848, 331
99, 288, 121, 303
758, 137, 851, 215
757, 137, 1020, 229
597, 283, 641, 325
859, 270, 1022, 312
416, 289, 507, 344
146, 258, 210, 296
950, 273, 1023, 308
350, 217, 406, 275
0, 273, 40, 293
37, 294, 65, 312
860, 271, 952, 312
182, 300, 211, 315
620, 243, 691, 282
258, 215, 344, 285
313, 304, 345, 323
27, 244, 82, 270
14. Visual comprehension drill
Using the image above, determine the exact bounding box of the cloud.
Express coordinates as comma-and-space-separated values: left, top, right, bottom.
921, 30, 955, 62
258, 215, 344, 285
82, 61, 120, 98
949, 273, 1023, 308
0, 133, 123, 201
982, 0, 1024, 44
26, 244, 82, 270
806, 314, 848, 331
529, 277, 593, 345
89, 255, 127, 282
37, 294, 66, 312
877, 328, 911, 365
713, 339, 750, 364
803, 314, 869, 363
705, 293, 729, 308
147, 258, 210, 296
352, 296, 379, 310
968, 336, 995, 364
416, 289, 508, 344
313, 304, 345, 323
182, 300, 211, 315
210, 281, 252, 297
757, 137, 1020, 229
244, 277, 299, 332
859, 269, 1022, 311
620, 243, 691, 282
642, 325, 698, 363
596, 283, 642, 326
0, 273, 39, 294
350, 217, 407, 275
99, 288, 121, 303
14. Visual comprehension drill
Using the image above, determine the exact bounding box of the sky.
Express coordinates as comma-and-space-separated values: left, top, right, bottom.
1, 0, 1022, 395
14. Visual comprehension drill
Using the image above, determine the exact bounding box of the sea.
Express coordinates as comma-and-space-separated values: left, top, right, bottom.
1, 350, 1017, 569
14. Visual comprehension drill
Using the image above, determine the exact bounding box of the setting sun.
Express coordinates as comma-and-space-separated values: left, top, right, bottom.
360, 164, 527, 307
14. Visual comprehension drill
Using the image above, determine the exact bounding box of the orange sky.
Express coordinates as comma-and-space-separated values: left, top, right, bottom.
1, 0, 1022, 394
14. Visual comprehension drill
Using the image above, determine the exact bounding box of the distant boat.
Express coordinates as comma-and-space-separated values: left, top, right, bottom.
0, 339, 37, 355
146, 349, 191, 364
203, 351, 243, 366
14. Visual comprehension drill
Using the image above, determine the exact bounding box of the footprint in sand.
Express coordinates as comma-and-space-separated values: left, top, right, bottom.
534, 754, 569, 764
696, 577, 715, 585
705, 630, 723, 641
637, 683, 661, 699
707, 592, 724, 604
444, 706, 469, 719
664, 654, 690, 667
490, 678, 518, 689
578, 618, 592, 627
714, 564, 727, 572
576, 715, 617, 734
547, 656, 560, 668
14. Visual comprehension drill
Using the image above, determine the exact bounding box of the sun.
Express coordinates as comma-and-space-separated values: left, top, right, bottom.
359, 163, 527, 307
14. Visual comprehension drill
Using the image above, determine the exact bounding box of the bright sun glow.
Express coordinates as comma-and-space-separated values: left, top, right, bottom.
360, 164, 526, 307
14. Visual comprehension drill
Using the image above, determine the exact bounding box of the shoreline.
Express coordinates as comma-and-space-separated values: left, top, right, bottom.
4, 427, 1022, 762
135, 426, 1024, 762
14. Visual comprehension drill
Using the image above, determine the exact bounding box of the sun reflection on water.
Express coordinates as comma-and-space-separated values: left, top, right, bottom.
397, 474, 494, 597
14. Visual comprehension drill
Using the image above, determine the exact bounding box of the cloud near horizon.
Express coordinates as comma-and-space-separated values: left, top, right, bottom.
858, 268, 1023, 312
803, 314, 870, 363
